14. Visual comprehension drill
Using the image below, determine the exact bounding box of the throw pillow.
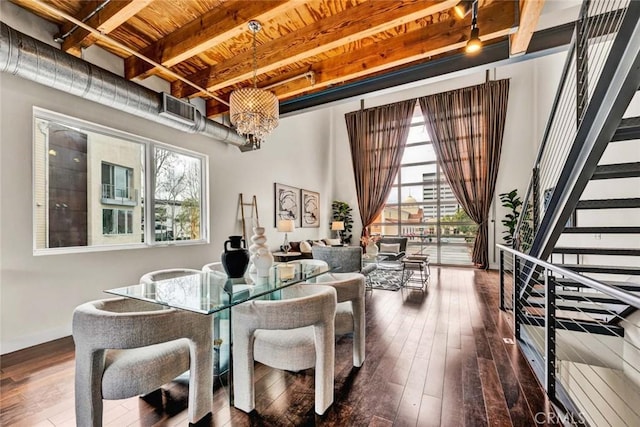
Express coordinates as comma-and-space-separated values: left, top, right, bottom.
312, 240, 326, 247
324, 238, 341, 246
379, 243, 401, 254
299, 240, 312, 253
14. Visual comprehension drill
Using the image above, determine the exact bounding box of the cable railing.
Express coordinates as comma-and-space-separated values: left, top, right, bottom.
498, 244, 640, 426
514, 0, 632, 255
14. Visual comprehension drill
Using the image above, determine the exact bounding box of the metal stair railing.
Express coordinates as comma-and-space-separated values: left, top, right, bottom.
498, 244, 640, 426
514, 0, 640, 260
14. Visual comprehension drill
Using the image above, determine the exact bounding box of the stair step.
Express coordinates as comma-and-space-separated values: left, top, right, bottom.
612, 116, 640, 141
563, 226, 640, 234
559, 264, 640, 275
553, 247, 640, 256
591, 162, 640, 180
576, 198, 640, 209
520, 313, 624, 336
524, 300, 622, 315
529, 289, 630, 304
551, 277, 640, 291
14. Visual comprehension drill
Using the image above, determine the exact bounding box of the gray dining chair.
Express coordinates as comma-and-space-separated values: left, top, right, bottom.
232, 284, 337, 415
202, 262, 224, 273
315, 272, 366, 367
72, 297, 213, 426
288, 259, 329, 282
139, 267, 201, 284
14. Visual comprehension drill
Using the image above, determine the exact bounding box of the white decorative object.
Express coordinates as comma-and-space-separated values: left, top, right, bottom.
249, 226, 273, 277
366, 242, 379, 259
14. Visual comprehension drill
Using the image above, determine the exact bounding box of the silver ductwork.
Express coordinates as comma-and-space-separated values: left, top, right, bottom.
0, 22, 247, 148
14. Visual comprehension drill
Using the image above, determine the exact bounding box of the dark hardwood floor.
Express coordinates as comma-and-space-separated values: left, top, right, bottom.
0, 267, 559, 426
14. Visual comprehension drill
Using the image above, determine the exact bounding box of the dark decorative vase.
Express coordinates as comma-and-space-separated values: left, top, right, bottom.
221, 235, 249, 278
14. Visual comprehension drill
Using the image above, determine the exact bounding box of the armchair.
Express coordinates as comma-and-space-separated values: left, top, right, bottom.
232, 284, 337, 415
139, 268, 201, 284
72, 297, 213, 426
316, 272, 366, 367
377, 237, 408, 261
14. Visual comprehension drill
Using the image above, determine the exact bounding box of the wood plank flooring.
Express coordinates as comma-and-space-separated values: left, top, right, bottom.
0, 267, 559, 426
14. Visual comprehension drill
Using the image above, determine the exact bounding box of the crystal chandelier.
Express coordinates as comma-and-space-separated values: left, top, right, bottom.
229, 21, 279, 148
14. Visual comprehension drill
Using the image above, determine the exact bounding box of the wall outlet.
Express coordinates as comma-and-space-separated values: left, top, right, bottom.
594, 233, 601, 240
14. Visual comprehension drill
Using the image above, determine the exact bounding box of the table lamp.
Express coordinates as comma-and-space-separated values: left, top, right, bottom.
277, 219, 295, 253
331, 221, 345, 243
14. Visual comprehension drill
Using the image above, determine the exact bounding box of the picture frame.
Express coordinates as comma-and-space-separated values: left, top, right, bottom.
301, 189, 320, 228
274, 183, 300, 227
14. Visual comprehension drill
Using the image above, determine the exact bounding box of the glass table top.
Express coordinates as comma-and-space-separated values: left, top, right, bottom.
105, 263, 331, 315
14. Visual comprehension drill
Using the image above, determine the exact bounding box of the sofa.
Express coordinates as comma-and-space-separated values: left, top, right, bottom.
284, 239, 343, 260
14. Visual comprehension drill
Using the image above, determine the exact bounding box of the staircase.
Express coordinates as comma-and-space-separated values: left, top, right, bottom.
513, 0, 640, 338
501, 0, 640, 424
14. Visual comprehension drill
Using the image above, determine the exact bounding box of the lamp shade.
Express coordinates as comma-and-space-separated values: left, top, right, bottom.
331, 221, 345, 231
277, 219, 295, 233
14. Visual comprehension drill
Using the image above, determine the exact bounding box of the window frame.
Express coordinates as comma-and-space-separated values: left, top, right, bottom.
32, 107, 209, 256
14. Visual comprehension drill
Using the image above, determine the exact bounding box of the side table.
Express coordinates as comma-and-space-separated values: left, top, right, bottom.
400, 256, 429, 291
273, 251, 302, 262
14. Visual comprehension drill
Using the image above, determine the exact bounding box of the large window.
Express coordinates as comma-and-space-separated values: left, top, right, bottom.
370, 108, 477, 265
33, 108, 208, 254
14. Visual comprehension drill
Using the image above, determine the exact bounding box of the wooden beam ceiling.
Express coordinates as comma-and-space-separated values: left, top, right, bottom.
60, 0, 155, 56
206, 0, 517, 117
124, 0, 295, 81
510, 0, 546, 56
173, 0, 459, 99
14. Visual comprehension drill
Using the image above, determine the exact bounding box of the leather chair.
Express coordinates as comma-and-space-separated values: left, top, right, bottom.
316, 272, 366, 367
72, 297, 213, 426
377, 236, 408, 261
232, 284, 337, 415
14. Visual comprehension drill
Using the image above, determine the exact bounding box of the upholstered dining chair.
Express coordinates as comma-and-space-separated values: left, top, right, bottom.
311, 246, 377, 277
202, 262, 224, 273
315, 272, 366, 367
232, 284, 337, 415
72, 297, 213, 426
139, 267, 201, 284
287, 259, 330, 282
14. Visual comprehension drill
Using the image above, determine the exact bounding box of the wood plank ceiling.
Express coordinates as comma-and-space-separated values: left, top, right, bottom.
8, 0, 544, 118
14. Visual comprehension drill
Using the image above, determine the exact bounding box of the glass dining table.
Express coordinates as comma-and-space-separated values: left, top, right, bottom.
104, 262, 331, 401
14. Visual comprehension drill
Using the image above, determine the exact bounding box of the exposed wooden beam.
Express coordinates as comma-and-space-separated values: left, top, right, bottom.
55, 1, 103, 39
206, 0, 516, 117
510, 0, 546, 56
124, 0, 295, 81
61, 0, 154, 56
174, 0, 459, 99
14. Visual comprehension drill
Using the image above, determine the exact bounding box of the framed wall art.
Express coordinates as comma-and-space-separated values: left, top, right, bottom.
274, 183, 300, 227
301, 189, 320, 228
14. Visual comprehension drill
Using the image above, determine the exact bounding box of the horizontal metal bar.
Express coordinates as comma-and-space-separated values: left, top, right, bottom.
497, 244, 640, 309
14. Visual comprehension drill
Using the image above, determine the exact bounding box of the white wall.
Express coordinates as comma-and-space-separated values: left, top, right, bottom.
0, 1, 569, 352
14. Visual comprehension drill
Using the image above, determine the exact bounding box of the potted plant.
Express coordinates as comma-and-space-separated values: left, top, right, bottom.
499, 189, 522, 247
331, 201, 353, 244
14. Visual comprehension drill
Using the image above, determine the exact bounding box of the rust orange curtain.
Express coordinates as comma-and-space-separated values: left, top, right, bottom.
345, 100, 415, 239
418, 80, 510, 268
